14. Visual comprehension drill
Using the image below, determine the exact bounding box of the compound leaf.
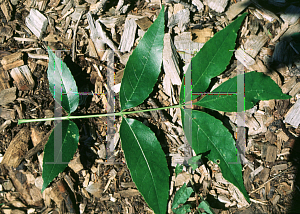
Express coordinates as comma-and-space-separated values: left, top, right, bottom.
180, 13, 247, 104
120, 6, 165, 111
120, 117, 169, 214
181, 109, 250, 203
47, 47, 79, 113
195, 71, 291, 112
42, 120, 79, 192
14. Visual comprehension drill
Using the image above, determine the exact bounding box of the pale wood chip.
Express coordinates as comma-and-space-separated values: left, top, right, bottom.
10, 65, 35, 91
281, 76, 297, 94
289, 82, 300, 97
244, 34, 268, 58
163, 33, 181, 85
225, 0, 251, 20
284, 99, 300, 128
203, 0, 228, 13
276, 130, 289, 142
235, 48, 255, 69
25, 8, 48, 39
175, 171, 190, 187
280, 5, 300, 25
119, 18, 137, 53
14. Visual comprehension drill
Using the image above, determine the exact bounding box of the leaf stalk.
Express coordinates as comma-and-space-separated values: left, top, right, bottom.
18, 104, 183, 124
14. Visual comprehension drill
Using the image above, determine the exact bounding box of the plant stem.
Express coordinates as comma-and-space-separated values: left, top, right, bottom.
18, 104, 184, 124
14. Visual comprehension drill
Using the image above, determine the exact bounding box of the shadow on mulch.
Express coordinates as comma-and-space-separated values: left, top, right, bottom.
287, 136, 300, 213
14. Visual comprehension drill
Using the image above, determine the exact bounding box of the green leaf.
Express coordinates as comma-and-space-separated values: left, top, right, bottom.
47, 47, 79, 113
198, 200, 215, 214
173, 204, 192, 214
120, 117, 169, 214
181, 109, 250, 203
42, 120, 79, 192
119, 6, 165, 111
172, 183, 194, 209
188, 155, 202, 171
175, 164, 183, 177
180, 13, 247, 104
194, 71, 291, 112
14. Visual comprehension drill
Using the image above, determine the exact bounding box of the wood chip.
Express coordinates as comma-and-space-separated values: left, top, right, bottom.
25, 8, 48, 39
281, 23, 300, 42
0, 0, 12, 21
1, 127, 30, 168
218, 195, 231, 204
251, 0, 281, 22
235, 48, 255, 69
163, 33, 181, 85
258, 167, 270, 183
135, 16, 152, 31
0, 52, 23, 65
168, 8, 190, 32
204, 0, 228, 13
265, 130, 277, 144
281, 76, 297, 94
191, 28, 214, 43
2, 59, 24, 71
271, 194, 280, 205
68, 156, 84, 173
289, 82, 300, 97
265, 145, 277, 163
192, 0, 204, 12
276, 130, 289, 142
174, 32, 204, 65
225, 0, 251, 20
118, 189, 140, 197
51, 180, 76, 213
271, 22, 289, 44
10, 65, 35, 91
270, 164, 287, 175
30, 127, 45, 170
0, 107, 15, 120
243, 166, 253, 192
6, 167, 42, 206
253, 59, 282, 87
119, 18, 137, 53
250, 165, 264, 179
0, 87, 16, 106
244, 34, 268, 58
175, 171, 190, 187
259, 100, 275, 110
280, 5, 300, 25
86, 12, 105, 59
277, 182, 292, 195
283, 98, 300, 126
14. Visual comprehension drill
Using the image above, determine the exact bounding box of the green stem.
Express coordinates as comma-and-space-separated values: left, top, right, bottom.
18, 104, 184, 124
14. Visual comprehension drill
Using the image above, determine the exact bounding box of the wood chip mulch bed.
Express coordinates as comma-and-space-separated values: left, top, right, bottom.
0, 0, 300, 213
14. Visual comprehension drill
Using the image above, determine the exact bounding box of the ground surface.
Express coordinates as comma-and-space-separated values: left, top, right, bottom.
0, 0, 300, 213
